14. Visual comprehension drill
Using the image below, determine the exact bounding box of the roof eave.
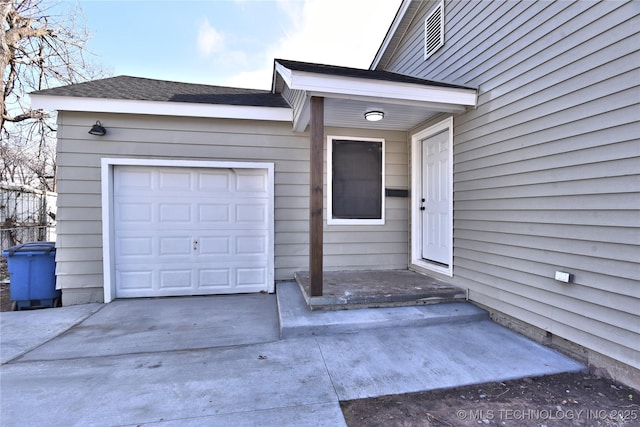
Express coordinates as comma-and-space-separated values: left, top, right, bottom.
295, 71, 476, 105
274, 61, 477, 132
30, 94, 293, 122
275, 62, 476, 106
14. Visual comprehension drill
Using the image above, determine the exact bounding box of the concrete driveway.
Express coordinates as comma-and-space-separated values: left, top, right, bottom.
0, 285, 585, 426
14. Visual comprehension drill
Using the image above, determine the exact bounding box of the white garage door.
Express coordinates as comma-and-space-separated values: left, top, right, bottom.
113, 165, 271, 298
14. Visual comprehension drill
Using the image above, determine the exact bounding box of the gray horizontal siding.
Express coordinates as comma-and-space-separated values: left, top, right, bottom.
55, 112, 408, 297
381, 0, 639, 369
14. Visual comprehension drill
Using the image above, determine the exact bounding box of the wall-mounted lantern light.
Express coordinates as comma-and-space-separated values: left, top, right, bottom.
88, 121, 107, 136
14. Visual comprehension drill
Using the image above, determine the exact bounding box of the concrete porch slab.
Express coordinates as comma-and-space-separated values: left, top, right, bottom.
294, 269, 466, 309
278, 281, 585, 401
317, 320, 587, 401
278, 281, 487, 338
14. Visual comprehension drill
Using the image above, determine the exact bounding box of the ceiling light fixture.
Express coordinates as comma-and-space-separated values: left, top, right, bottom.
364, 111, 384, 122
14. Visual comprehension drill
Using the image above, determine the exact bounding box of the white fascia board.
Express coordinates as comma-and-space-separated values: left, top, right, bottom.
30, 94, 293, 122
287, 71, 477, 107
274, 62, 293, 89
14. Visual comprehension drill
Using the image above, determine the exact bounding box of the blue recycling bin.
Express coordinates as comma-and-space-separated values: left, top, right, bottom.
2, 242, 60, 310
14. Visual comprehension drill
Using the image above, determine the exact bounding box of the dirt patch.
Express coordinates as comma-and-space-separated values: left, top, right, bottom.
341, 372, 639, 426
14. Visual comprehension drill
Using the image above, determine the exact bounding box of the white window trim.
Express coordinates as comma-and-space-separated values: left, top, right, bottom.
410, 117, 453, 277
327, 135, 386, 226
101, 158, 275, 303
424, 0, 445, 60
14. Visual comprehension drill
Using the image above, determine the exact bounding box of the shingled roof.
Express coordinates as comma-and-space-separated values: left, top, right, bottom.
274, 59, 473, 90
31, 75, 290, 108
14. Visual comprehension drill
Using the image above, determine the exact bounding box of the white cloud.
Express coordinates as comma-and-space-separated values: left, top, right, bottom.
276, 0, 398, 67
197, 17, 225, 57
226, 68, 274, 90
225, 0, 402, 89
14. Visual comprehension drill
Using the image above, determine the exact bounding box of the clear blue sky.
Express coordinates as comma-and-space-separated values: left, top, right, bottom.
72, 0, 402, 89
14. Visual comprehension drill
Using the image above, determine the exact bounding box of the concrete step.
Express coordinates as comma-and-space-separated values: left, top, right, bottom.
277, 282, 488, 339
294, 270, 467, 310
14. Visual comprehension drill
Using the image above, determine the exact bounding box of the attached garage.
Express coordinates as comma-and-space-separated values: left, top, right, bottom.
102, 159, 275, 302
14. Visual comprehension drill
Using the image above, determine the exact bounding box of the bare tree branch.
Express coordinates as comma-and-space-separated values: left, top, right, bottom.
2, 108, 47, 122
1, 0, 108, 190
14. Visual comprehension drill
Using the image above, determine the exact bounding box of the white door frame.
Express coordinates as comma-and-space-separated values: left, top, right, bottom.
101, 158, 275, 303
410, 117, 454, 277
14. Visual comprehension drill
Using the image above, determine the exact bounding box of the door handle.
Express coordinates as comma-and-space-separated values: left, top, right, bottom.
193, 240, 198, 250
420, 206, 425, 211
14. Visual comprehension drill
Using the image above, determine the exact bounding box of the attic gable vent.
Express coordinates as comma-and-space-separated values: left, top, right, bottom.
424, 1, 444, 60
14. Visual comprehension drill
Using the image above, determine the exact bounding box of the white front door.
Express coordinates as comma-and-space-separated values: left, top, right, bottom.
421, 130, 450, 265
411, 117, 453, 276
113, 165, 271, 298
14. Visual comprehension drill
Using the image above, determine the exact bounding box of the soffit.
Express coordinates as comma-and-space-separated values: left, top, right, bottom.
273, 59, 477, 132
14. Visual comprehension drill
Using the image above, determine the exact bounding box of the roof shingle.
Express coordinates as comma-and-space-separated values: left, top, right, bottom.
31, 76, 290, 108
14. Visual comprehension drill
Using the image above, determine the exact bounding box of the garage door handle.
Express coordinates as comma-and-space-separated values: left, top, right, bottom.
193, 240, 198, 250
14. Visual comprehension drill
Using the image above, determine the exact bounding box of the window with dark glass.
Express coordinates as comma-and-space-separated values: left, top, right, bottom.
330, 139, 383, 221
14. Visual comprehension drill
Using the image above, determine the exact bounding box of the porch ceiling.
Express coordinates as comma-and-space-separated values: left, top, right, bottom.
273, 59, 477, 132
322, 97, 449, 131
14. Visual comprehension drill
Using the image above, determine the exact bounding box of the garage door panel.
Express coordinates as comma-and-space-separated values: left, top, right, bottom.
237, 268, 267, 287
118, 270, 153, 291
159, 270, 192, 289
236, 203, 267, 222
197, 170, 232, 192
159, 203, 192, 222
198, 267, 267, 291
114, 165, 271, 298
236, 172, 268, 192
236, 235, 266, 254
159, 170, 191, 191
116, 169, 153, 190
118, 203, 153, 223
118, 237, 153, 256
198, 236, 230, 255
198, 204, 230, 223
159, 237, 192, 256
199, 269, 230, 288
116, 233, 270, 259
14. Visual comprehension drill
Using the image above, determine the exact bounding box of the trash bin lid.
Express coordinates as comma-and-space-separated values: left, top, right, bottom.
3, 241, 56, 256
